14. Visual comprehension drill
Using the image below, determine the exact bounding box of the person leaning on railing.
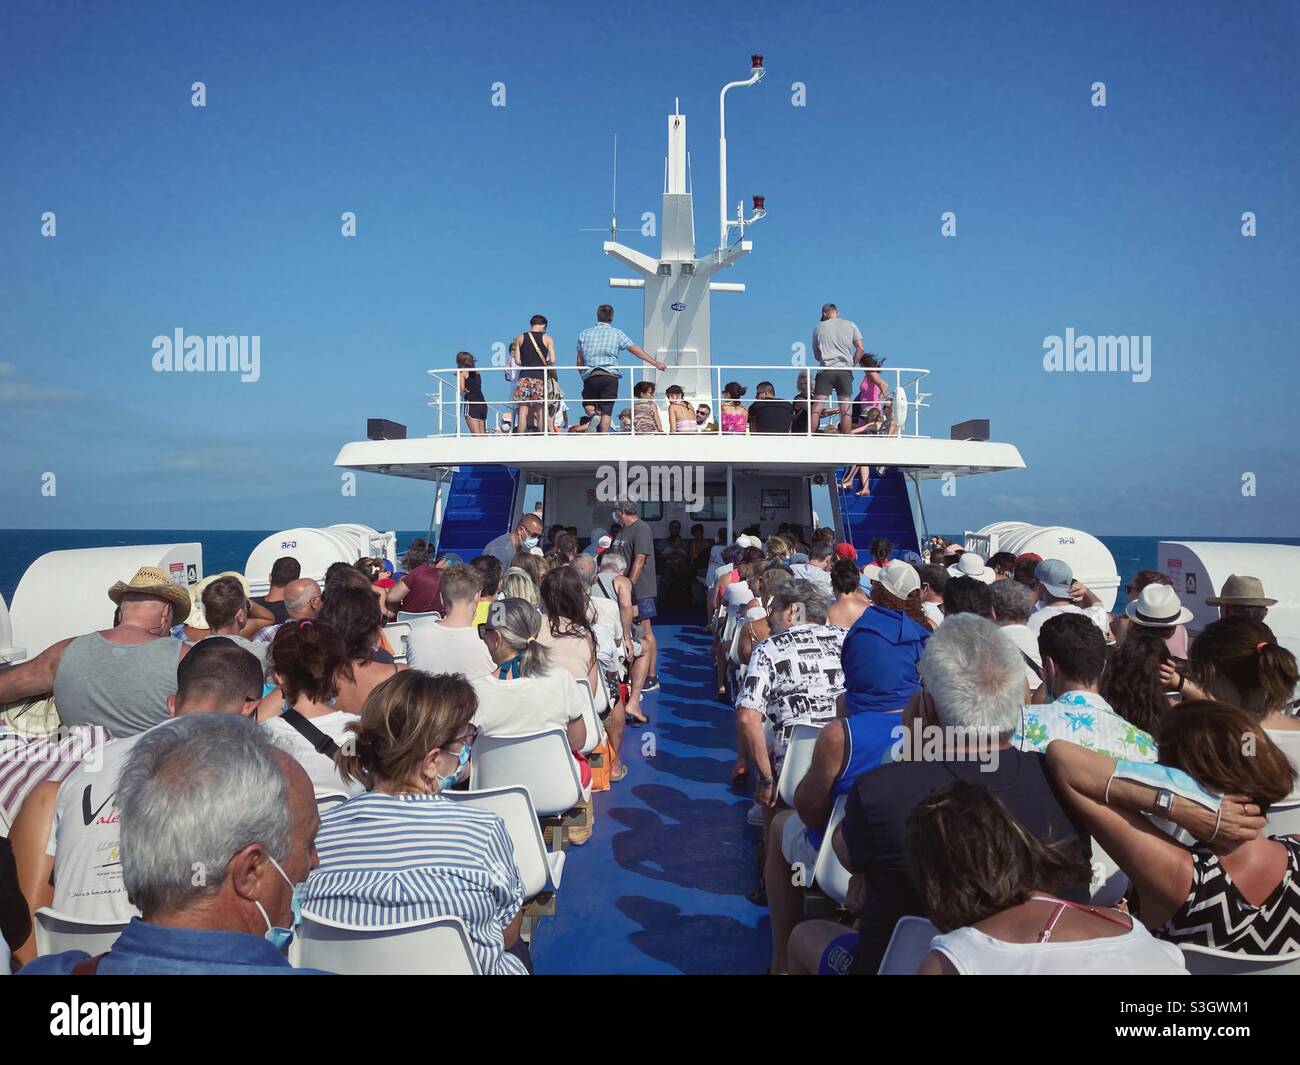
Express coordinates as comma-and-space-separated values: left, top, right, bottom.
575, 304, 666, 434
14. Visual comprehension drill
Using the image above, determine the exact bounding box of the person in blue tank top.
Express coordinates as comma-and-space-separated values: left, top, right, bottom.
764, 709, 905, 974
841, 560, 931, 716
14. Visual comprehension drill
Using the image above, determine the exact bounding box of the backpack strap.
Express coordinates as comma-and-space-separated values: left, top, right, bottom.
71, 953, 105, 975
279, 708, 341, 758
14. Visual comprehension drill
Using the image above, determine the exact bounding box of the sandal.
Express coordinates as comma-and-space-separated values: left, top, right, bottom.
730, 765, 750, 785
626, 712, 649, 727
610, 763, 629, 783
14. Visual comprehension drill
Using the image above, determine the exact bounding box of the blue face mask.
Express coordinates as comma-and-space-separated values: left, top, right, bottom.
522, 536, 540, 550
256, 854, 306, 952
437, 742, 472, 792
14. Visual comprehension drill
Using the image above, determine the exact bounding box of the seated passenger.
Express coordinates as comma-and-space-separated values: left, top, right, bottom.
20, 714, 323, 974
472, 598, 588, 763
666, 384, 697, 433
911, 780, 1187, 975
1112, 570, 1189, 655
260, 620, 366, 797
942, 576, 994, 620
826, 558, 870, 629
720, 381, 749, 433
747, 380, 794, 434
1047, 701, 1300, 957
1028, 559, 1111, 639
0, 565, 188, 737
789, 615, 1092, 975
537, 564, 599, 693
789, 543, 835, 602
470, 555, 504, 627
840, 561, 930, 717
989, 577, 1042, 692
1014, 615, 1156, 762
316, 587, 405, 714
197, 575, 270, 668
1168, 618, 1300, 800
7, 638, 263, 967
632, 380, 663, 434
736, 580, 847, 832
307, 671, 530, 974
916, 563, 947, 630
407, 564, 496, 680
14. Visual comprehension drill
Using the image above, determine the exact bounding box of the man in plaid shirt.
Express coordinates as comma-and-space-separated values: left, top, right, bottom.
576, 304, 666, 433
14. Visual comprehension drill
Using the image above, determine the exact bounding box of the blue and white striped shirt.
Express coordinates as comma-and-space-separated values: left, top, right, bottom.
576, 322, 633, 377
305, 792, 528, 975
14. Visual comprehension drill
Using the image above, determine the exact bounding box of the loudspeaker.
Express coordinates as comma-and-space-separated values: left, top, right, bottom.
949, 419, 989, 441
367, 418, 407, 441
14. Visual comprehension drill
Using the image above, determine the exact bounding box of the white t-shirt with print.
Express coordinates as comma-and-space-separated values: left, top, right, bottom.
46, 734, 146, 923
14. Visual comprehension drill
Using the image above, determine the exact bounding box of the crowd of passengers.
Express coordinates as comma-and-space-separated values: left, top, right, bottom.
0, 508, 668, 974
0, 514, 1296, 975
454, 302, 898, 444
711, 528, 1300, 974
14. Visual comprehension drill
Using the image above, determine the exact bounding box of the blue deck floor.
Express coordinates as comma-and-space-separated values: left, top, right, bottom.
530, 618, 770, 975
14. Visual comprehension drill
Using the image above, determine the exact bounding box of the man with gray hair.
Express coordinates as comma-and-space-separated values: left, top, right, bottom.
20, 713, 325, 974
785, 615, 1091, 976
737, 579, 846, 830
990, 577, 1043, 693
254, 577, 323, 649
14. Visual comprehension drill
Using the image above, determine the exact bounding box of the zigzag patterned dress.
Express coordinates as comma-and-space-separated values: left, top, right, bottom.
1156, 836, 1300, 955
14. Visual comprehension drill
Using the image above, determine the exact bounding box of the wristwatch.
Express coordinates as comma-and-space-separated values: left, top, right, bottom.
1152, 788, 1174, 816
758, 776, 775, 788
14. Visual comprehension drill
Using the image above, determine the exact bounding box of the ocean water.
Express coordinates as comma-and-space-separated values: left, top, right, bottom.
2, 529, 1298, 612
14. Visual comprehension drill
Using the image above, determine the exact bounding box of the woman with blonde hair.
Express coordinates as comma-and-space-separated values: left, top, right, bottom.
500, 566, 539, 606
305, 670, 530, 974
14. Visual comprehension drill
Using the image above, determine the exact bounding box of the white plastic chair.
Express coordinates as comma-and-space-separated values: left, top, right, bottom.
777, 722, 826, 808
382, 621, 412, 664
1089, 839, 1130, 906
1179, 943, 1300, 975
1266, 800, 1300, 837
316, 788, 351, 811
289, 911, 481, 974
395, 610, 443, 625
34, 908, 129, 958
573, 679, 605, 756
876, 916, 941, 975
441, 785, 565, 899
811, 794, 852, 905
470, 728, 591, 817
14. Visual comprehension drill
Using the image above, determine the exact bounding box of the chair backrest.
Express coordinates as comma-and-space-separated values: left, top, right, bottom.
573, 679, 604, 756
1266, 801, 1300, 838
1089, 838, 1130, 906
382, 621, 412, 663
34, 908, 129, 958
876, 916, 941, 975
470, 728, 584, 816
316, 788, 351, 811
1179, 942, 1300, 975
811, 794, 852, 905
395, 610, 443, 625
291, 911, 481, 975
777, 722, 826, 808
441, 786, 561, 898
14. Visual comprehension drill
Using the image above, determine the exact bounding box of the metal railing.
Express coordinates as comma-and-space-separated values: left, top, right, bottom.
426, 362, 931, 439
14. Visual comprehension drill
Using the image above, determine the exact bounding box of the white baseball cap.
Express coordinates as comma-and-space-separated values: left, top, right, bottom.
878, 559, 920, 600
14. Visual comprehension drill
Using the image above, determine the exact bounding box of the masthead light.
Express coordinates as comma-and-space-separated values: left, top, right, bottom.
751, 55, 764, 70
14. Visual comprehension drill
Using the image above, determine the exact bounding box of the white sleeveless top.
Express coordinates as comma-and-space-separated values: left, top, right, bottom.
930, 920, 1188, 975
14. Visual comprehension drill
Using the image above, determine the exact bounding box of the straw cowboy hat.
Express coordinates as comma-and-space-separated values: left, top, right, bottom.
948, 553, 995, 585
1126, 583, 1194, 628
108, 566, 192, 623
1205, 574, 1276, 608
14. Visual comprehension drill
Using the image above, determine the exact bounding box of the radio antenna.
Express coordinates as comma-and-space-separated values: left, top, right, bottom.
580, 134, 621, 239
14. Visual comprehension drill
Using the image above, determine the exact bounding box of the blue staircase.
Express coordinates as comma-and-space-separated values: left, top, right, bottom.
835, 466, 920, 559
435, 465, 519, 558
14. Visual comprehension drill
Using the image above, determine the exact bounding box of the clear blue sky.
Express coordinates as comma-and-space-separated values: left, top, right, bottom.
2, 0, 1297, 536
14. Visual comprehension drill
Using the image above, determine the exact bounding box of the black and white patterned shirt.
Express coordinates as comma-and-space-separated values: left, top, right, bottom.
737, 624, 846, 772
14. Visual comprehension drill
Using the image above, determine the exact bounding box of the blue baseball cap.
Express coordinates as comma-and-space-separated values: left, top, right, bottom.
1035, 559, 1074, 598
